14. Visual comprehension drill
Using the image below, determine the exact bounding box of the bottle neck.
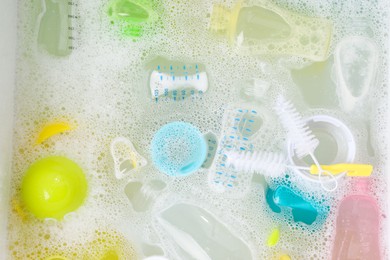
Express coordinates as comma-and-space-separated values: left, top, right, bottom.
352, 178, 370, 193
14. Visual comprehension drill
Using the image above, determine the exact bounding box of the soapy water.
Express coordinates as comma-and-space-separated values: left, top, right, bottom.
7, 0, 390, 259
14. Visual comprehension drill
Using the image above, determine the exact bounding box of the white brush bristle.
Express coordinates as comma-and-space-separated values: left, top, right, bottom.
274, 95, 319, 159
226, 150, 286, 177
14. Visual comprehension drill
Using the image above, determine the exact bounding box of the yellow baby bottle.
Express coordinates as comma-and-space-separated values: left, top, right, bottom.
209, 0, 333, 61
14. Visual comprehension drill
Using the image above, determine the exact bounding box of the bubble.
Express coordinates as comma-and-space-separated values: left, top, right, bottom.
9, 0, 390, 258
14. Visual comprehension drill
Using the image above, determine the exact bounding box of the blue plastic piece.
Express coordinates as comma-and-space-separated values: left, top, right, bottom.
151, 122, 207, 176
266, 185, 318, 225
265, 187, 281, 213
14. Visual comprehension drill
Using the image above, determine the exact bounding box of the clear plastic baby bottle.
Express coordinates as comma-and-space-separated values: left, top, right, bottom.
37, 0, 73, 56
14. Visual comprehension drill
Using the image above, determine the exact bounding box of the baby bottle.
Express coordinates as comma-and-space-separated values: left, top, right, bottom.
331, 179, 381, 259
209, 0, 333, 61
37, 0, 73, 56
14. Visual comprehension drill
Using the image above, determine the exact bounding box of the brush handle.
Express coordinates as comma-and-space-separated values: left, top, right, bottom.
309, 164, 373, 177
226, 150, 286, 177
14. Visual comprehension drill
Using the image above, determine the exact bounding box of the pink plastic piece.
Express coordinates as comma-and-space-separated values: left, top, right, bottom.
332, 179, 381, 260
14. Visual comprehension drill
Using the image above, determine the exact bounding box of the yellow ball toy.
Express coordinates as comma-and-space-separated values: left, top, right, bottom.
21, 156, 87, 220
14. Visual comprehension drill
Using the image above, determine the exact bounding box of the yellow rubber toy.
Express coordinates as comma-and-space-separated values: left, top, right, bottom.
279, 254, 291, 260
36, 121, 74, 145
21, 156, 87, 220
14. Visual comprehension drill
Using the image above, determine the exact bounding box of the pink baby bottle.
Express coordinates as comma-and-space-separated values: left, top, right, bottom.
332, 179, 381, 260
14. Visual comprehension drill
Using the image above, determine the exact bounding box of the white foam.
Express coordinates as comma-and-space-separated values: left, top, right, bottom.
8, 0, 390, 259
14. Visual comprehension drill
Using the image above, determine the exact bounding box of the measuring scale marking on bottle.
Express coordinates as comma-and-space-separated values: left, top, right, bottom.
36, 0, 81, 56
150, 63, 209, 102
209, 106, 261, 197
67, 0, 81, 52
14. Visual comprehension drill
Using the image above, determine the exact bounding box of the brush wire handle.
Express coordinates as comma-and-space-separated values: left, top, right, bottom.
227, 150, 339, 191
274, 96, 319, 159
308, 151, 338, 192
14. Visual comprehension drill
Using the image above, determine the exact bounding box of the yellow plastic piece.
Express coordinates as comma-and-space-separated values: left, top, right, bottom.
11, 197, 28, 222
36, 121, 74, 144
279, 254, 291, 260
267, 226, 280, 247
310, 164, 373, 177
21, 156, 88, 220
45, 256, 69, 260
210, 1, 242, 43
82, 229, 136, 259
100, 250, 119, 260
35, 230, 134, 260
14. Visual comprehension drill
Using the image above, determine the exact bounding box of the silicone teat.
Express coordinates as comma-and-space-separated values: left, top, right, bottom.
310, 164, 373, 177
